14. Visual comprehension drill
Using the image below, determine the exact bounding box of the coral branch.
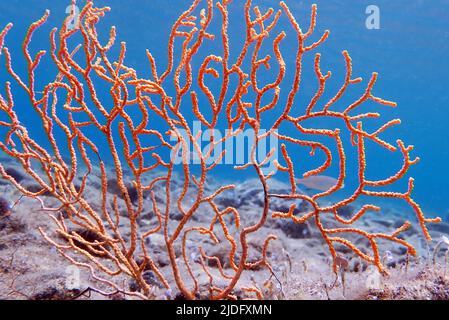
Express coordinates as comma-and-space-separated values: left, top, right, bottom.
0, 0, 439, 300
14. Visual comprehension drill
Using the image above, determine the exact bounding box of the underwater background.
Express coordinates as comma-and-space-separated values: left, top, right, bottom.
0, 0, 448, 218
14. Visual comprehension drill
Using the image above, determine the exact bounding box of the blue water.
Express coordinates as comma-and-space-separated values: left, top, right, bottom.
0, 0, 448, 218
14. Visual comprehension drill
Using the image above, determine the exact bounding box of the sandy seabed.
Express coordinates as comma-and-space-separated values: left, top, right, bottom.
1, 157, 448, 300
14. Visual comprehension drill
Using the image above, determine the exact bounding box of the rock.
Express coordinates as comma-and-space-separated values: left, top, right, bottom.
391, 246, 408, 256
129, 270, 164, 292
142, 270, 164, 288
0, 216, 27, 233
30, 286, 76, 300
4, 167, 26, 183
0, 197, 11, 218
107, 178, 138, 203
428, 222, 449, 235
205, 242, 231, 268
155, 254, 170, 267
274, 219, 311, 239
336, 205, 355, 219
372, 219, 394, 228
243, 188, 264, 207
147, 233, 181, 257
83, 175, 102, 190
215, 194, 242, 209
173, 291, 189, 300
354, 237, 370, 249
169, 211, 184, 221
317, 214, 341, 231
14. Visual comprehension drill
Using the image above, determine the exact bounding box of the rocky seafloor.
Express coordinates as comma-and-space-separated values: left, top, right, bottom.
1, 157, 449, 300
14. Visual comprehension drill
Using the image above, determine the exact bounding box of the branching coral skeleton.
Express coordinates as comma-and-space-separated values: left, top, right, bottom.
0, 0, 441, 299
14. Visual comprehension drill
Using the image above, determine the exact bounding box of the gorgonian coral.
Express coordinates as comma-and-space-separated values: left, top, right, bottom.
0, 0, 440, 299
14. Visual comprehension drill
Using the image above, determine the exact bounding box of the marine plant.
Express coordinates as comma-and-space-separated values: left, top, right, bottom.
0, 0, 440, 299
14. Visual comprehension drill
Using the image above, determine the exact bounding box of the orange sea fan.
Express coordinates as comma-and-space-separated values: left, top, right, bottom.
0, 0, 441, 299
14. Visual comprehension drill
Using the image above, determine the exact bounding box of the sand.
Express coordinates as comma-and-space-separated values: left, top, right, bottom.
0, 158, 448, 300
